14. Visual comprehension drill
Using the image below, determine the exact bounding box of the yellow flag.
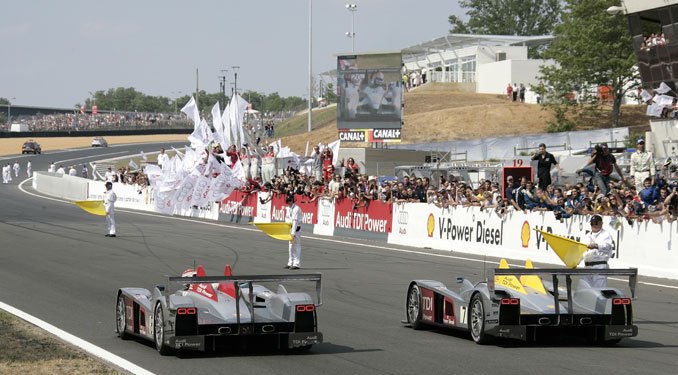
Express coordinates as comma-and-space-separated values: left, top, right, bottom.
534, 229, 587, 269
74, 200, 106, 216
252, 222, 293, 241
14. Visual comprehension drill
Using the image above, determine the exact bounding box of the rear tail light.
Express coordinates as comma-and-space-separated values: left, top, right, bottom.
296, 304, 315, 312
612, 298, 631, 305
177, 307, 197, 315
501, 298, 520, 305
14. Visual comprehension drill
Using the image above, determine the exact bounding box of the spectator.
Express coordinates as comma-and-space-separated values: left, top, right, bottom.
579, 143, 625, 195
532, 143, 559, 190
506, 83, 513, 101
630, 138, 655, 192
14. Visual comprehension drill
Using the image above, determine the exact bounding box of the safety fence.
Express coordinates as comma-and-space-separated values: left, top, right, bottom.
33, 172, 678, 280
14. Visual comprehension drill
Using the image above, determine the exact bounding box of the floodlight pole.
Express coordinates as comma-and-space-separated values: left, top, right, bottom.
308, 0, 313, 133
346, 4, 357, 53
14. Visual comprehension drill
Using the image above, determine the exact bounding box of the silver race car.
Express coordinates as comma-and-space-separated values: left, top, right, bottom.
404, 259, 638, 344
116, 264, 322, 355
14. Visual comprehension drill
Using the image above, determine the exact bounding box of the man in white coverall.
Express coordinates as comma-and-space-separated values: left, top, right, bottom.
13, 161, 20, 177
284, 194, 302, 269
581, 214, 614, 287
104, 181, 117, 237
26, 160, 32, 177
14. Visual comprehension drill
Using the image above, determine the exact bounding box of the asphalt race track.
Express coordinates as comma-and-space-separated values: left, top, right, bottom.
1, 145, 678, 375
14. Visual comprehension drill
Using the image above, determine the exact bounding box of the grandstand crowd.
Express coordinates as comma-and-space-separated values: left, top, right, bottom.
12, 112, 190, 131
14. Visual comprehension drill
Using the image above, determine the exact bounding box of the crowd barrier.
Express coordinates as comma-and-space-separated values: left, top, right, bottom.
32, 172, 678, 280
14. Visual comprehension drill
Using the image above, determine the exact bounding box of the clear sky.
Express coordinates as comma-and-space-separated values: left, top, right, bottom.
1, 0, 462, 109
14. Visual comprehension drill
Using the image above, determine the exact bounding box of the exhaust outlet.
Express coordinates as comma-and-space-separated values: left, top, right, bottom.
580, 317, 592, 325
262, 325, 275, 333
218, 326, 231, 334
538, 317, 551, 326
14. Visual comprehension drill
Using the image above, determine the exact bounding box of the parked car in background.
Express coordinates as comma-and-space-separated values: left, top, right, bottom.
21, 140, 41, 154
91, 137, 108, 147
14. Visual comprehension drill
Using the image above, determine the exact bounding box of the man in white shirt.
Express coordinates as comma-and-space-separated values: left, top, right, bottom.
157, 148, 169, 169
56, 165, 65, 175
91, 162, 98, 180
104, 167, 115, 182
103, 181, 117, 237
285, 194, 303, 269
48, 162, 56, 173
26, 160, 32, 177
581, 215, 614, 287
2, 164, 9, 184
68, 166, 77, 176
13, 161, 20, 177
629, 138, 655, 191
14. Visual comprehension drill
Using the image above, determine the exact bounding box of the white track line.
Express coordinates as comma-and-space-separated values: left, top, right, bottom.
53, 151, 128, 164
17, 177, 678, 290
0, 301, 154, 375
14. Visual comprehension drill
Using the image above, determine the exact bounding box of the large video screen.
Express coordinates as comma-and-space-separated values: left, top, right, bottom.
628, 4, 678, 91
337, 52, 403, 132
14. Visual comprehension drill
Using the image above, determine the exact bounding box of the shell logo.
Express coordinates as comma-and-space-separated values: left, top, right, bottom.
520, 221, 530, 248
427, 214, 435, 237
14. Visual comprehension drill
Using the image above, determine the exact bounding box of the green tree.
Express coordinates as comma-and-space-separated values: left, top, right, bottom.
0, 98, 10, 105
449, 0, 561, 37
539, 0, 637, 129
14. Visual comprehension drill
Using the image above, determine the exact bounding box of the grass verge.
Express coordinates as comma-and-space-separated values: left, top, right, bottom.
0, 310, 122, 374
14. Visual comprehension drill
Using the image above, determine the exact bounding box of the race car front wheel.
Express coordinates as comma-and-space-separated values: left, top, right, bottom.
154, 303, 173, 355
469, 294, 492, 344
116, 294, 131, 340
407, 284, 424, 330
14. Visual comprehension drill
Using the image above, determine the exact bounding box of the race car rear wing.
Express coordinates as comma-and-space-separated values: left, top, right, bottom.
489, 268, 638, 315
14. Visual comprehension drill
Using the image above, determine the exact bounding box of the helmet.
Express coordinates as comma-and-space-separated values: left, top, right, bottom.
286, 194, 295, 204
105, 181, 113, 189
181, 268, 197, 278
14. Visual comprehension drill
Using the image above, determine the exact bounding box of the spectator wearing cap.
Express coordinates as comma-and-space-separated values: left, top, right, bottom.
580, 215, 614, 287
630, 138, 655, 192
531, 143, 559, 190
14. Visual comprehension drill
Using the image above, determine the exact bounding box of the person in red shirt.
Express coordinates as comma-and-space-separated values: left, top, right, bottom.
321, 148, 334, 182
506, 83, 513, 101
342, 157, 360, 178
226, 145, 239, 168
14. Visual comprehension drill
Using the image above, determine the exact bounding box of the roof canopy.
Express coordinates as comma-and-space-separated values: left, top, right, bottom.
401, 33, 553, 55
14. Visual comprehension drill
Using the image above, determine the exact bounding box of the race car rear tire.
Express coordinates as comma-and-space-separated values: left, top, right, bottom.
407, 284, 424, 330
154, 303, 173, 356
469, 293, 492, 344
115, 294, 131, 340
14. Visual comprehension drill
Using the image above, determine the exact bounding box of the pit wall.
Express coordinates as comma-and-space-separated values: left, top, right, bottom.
32, 172, 677, 280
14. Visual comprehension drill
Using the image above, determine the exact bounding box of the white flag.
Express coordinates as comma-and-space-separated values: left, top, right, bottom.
188, 119, 209, 149
655, 94, 675, 107
640, 89, 653, 103
154, 190, 175, 215
229, 94, 249, 149
328, 139, 341, 166
221, 103, 232, 147
647, 103, 665, 117
189, 175, 211, 208
656, 82, 672, 94
180, 96, 200, 127
211, 103, 225, 146
128, 159, 138, 170
140, 151, 148, 161
173, 174, 198, 210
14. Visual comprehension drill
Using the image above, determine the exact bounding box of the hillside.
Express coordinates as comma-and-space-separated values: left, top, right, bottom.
274, 83, 648, 154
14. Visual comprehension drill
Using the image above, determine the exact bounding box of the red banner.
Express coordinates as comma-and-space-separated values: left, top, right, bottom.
220, 190, 257, 217
295, 196, 318, 225
334, 198, 392, 233
270, 194, 318, 225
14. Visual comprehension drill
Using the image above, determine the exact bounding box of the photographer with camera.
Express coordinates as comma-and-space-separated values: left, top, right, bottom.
578, 143, 625, 195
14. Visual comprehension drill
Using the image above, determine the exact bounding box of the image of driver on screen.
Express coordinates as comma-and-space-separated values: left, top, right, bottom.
359, 70, 387, 114
344, 73, 364, 119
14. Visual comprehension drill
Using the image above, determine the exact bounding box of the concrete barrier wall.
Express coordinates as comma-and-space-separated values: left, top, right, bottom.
32, 172, 88, 201
32, 176, 678, 280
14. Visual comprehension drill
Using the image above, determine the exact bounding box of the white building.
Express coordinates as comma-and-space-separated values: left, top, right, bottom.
402, 34, 555, 102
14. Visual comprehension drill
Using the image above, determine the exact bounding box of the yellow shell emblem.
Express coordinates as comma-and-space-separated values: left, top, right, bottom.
520, 221, 530, 248
427, 214, 435, 237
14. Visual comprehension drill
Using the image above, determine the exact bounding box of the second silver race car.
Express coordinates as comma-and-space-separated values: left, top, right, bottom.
404, 259, 637, 345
